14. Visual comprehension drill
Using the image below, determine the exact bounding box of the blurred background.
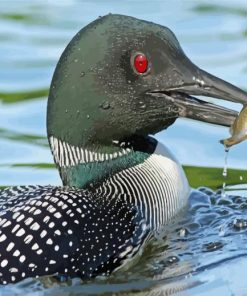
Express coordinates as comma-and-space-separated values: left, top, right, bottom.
0, 0, 247, 187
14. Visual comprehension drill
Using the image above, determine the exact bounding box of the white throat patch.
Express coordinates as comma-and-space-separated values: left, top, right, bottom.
49, 136, 131, 167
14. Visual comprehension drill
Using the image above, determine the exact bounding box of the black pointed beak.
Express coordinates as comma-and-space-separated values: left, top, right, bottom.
167, 65, 247, 127
149, 63, 247, 127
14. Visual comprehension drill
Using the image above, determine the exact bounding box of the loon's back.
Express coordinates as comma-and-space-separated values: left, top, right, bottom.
0, 185, 147, 284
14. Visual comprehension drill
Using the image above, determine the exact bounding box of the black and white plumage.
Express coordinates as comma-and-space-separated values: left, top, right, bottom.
0, 185, 149, 284
0, 139, 189, 285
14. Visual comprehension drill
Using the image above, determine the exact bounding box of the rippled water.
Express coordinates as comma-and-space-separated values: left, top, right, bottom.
1, 0, 247, 295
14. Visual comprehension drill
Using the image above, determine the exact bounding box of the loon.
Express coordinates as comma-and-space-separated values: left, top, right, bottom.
0, 14, 247, 285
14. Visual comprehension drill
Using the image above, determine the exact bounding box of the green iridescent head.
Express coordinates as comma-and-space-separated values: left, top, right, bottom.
47, 14, 246, 187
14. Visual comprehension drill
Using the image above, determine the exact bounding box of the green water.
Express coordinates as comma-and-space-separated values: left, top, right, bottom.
1, 0, 247, 295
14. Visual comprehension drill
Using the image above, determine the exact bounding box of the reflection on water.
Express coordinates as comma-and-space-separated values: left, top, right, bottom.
1, 0, 247, 295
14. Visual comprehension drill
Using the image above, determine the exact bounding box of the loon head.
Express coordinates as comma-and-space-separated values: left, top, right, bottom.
47, 14, 247, 187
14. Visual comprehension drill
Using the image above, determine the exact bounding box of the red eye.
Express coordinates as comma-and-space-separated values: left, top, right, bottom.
134, 54, 148, 74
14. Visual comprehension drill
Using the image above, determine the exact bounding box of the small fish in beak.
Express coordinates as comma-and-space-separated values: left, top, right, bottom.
220, 105, 247, 148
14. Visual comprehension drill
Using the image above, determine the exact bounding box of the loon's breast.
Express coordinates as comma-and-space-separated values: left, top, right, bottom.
98, 141, 190, 231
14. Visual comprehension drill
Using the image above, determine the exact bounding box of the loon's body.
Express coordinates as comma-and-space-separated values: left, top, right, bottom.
0, 14, 246, 284
0, 141, 188, 284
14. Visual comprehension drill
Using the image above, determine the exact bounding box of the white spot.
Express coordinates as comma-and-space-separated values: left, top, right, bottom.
12, 224, 20, 233
19, 255, 26, 263
58, 201, 64, 207
34, 209, 41, 215
49, 260, 56, 264
32, 243, 39, 250
54, 245, 59, 251
54, 230, 61, 236
37, 249, 43, 255
40, 230, 47, 238
44, 216, 50, 223
1, 260, 8, 267
7, 242, 15, 252
16, 228, 25, 237
46, 238, 53, 245
76, 208, 82, 214
49, 222, 55, 228
0, 234, 7, 242
13, 250, 20, 257
16, 214, 25, 222
54, 212, 62, 219
24, 235, 33, 244
47, 205, 56, 213
42, 202, 49, 208
3, 221, 11, 228
24, 217, 33, 226
12, 212, 20, 220
30, 222, 40, 231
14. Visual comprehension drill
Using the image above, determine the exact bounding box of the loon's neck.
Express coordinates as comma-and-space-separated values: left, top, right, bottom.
49, 135, 157, 188
50, 135, 189, 230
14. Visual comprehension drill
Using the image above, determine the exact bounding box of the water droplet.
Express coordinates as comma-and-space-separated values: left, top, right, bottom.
222, 148, 230, 197
218, 224, 227, 237
86, 114, 90, 119
74, 59, 78, 63
233, 218, 247, 230
100, 101, 110, 110
65, 109, 68, 113
178, 228, 188, 237
80, 72, 85, 77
